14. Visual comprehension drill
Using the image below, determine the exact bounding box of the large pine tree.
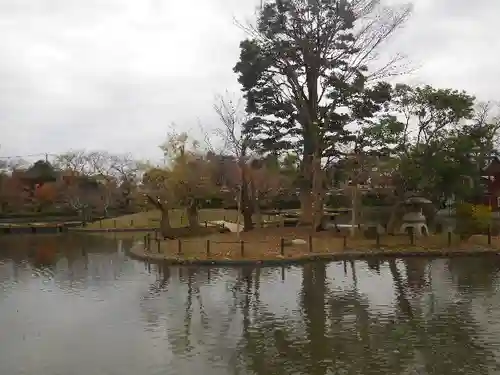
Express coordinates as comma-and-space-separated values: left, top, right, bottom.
234, 0, 410, 227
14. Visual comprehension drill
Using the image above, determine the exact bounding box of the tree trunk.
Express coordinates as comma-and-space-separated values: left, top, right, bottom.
300, 190, 315, 225
235, 185, 242, 237
299, 152, 315, 226
242, 206, 253, 232
254, 198, 263, 228
186, 201, 199, 229
240, 168, 254, 232
386, 200, 402, 235
159, 208, 172, 237
250, 180, 262, 229
146, 195, 172, 238
311, 158, 325, 231
300, 151, 325, 231
350, 185, 358, 237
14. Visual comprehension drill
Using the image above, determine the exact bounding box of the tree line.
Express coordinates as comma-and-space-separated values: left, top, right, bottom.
3, 1, 499, 236
0, 152, 141, 219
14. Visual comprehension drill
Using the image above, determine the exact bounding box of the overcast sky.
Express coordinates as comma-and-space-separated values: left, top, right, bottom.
0, 0, 498, 164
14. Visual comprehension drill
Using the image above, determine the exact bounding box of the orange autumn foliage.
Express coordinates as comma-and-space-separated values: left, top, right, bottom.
34, 182, 58, 203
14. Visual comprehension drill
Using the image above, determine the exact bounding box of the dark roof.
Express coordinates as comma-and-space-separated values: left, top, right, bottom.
22, 160, 59, 182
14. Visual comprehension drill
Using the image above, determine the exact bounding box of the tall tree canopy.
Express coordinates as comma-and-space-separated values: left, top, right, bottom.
234, 0, 411, 225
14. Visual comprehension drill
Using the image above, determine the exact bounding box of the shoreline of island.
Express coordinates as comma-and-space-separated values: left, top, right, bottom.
128, 241, 500, 267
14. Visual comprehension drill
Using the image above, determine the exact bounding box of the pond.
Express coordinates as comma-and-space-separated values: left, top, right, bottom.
1, 234, 500, 375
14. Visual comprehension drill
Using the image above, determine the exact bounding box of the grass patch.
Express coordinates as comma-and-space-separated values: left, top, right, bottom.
84, 209, 281, 230
0, 221, 81, 228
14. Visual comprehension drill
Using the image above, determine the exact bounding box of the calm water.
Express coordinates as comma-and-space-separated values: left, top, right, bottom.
1, 235, 500, 375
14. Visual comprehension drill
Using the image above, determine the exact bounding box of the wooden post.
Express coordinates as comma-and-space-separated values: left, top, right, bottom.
447, 231, 452, 247
205, 221, 208, 228
113, 220, 117, 228
146, 233, 151, 251
280, 238, 285, 256
157, 238, 161, 253
343, 235, 347, 250
206, 239, 210, 257
99, 220, 102, 228
376, 232, 380, 247
488, 225, 492, 245
240, 240, 244, 257
308, 235, 313, 253
177, 239, 182, 255
130, 219, 134, 227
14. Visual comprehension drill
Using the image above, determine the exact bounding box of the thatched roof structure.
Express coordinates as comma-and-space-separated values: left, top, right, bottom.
21, 160, 59, 184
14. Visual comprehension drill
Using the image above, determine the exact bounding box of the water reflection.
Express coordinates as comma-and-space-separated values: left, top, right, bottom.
1, 235, 500, 374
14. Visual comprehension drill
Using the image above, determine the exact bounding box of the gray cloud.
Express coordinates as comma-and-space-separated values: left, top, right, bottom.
0, 0, 498, 163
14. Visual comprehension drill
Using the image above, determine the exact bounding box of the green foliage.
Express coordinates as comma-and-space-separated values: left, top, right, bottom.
362, 193, 391, 207
325, 194, 350, 208
358, 83, 496, 203
198, 197, 225, 209
268, 196, 301, 210
455, 203, 492, 240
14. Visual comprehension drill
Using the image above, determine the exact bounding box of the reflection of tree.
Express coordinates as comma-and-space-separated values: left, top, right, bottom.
32, 243, 57, 270
388, 259, 414, 319
139, 264, 171, 335
365, 258, 382, 274
0, 234, 126, 285
235, 259, 499, 374
388, 258, 498, 375
419, 303, 497, 374
447, 256, 500, 293
236, 263, 416, 374
163, 267, 232, 358
147, 264, 171, 296
301, 263, 327, 375
405, 258, 427, 291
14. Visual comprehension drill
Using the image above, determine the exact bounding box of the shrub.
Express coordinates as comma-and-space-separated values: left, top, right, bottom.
325, 194, 350, 208
455, 203, 492, 240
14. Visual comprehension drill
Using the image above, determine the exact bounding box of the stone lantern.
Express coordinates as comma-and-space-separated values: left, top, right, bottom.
399, 197, 432, 236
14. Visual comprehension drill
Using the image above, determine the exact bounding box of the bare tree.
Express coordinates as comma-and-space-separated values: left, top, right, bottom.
53, 151, 92, 175
213, 92, 255, 232
54, 150, 136, 218
142, 165, 174, 236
